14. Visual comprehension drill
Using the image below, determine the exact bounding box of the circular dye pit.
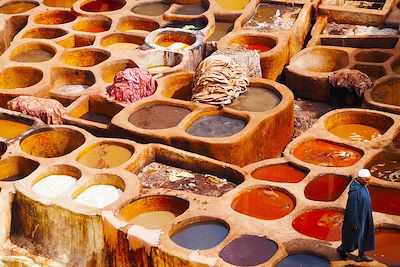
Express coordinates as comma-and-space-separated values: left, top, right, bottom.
153, 32, 195, 51
367, 152, 400, 182
0, 119, 31, 139
369, 185, 400, 216
393, 59, 400, 74
276, 254, 329, 267
128, 105, 191, 129
77, 142, 133, 169
186, 115, 246, 138
165, 19, 207, 31
174, 5, 207, 15
119, 196, 189, 228
62, 49, 110, 67
0, 156, 39, 182
231, 187, 295, 220
20, 128, 85, 158
293, 48, 349, 73
132, 3, 170, 16
73, 20, 111, 33
32, 175, 77, 198
366, 228, 400, 266
11, 45, 55, 63
252, 163, 308, 183
74, 184, 123, 208
304, 174, 350, 201
371, 78, 400, 107
292, 209, 343, 241
44, 0, 77, 8
0, 67, 43, 90
171, 220, 229, 250
293, 139, 363, 167
0, 2, 38, 14
329, 124, 384, 142
229, 36, 276, 52
34, 11, 76, 25
80, 0, 125, 12
23, 28, 68, 39
354, 50, 392, 63
216, 0, 249, 10
219, 235, 277, 266
228, 87, 280, 112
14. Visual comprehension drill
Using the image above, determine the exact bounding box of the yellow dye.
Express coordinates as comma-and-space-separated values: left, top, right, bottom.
0, 119, 30, 138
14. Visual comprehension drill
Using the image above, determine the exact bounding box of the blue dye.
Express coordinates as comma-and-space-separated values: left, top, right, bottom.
171, 222, 229, 250
276, 254, 330, 267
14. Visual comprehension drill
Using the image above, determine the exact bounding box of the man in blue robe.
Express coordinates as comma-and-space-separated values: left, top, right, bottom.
337, 169, 375, 262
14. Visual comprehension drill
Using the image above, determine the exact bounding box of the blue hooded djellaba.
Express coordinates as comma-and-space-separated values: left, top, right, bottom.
341, 179, 375, 253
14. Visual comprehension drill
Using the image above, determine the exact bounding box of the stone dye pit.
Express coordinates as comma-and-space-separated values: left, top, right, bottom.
0, 0, 399, 266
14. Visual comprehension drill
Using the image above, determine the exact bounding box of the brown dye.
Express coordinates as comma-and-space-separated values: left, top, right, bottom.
44, 0, 77, 7
229, 87, 280, 112
186, 115, 246, 138
231, 187, 295, 220
393, 62, 400, 75
174, 5, 207, 15
343, 0, 384, 9
367, 153, 400, 182
80, 112, 111, 125
132, 3, 170, 16
304, 174, 349, 201
208, 22, 234, 41
292, 209, 343, 241
128, 105, 191, 129
293, 139, 362, 167
0, 119, 30, 139
215, 0, 249, 10
366, 229, 400, 266
79, 25, 108, 33
77, 143, 132, 169
251, 163, 307, 183
369, 186, 400, 215
329, 124, 384, 142
11, 49, 54, 62
80, 0, 124, 12
242, 3, 300, 32
138, 162, 236, 197
0, 2, 37, 14
372, 79, 400, 107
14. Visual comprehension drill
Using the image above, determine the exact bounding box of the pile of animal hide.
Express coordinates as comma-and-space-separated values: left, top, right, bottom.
328, 69, 373, 97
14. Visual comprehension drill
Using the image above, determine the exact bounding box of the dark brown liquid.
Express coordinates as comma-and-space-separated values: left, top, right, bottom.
132, 3, 170, 16
304, 174, 350, 201
229, 87, 280, 112
129, 105, 191, 129
186, 115, 246, 138
80, 112, 111, 124
367, 152, 400, 182
174, 5, 207, 15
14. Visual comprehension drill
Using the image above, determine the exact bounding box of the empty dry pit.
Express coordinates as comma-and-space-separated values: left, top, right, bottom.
73, 19, 111, 33
76, 141, 133, 169
291, 47, 349, 72
354, 50, 392, 63
101, 33, 144, 50
352, 64, 386, 80
119, 195, 189, 228
20, 128, 85, 158
0, 156, 39, 182
22, 27, 68, 39
393, 56, 400, 74
51, 67, 95, 94
101, 60, 137, 83
227, 35, 276, 53
31, 165, 81, 198
62, 49, 110, 67
72, 173, 125, 208
324, 110, 393, 142
371, 77, 400, 107
231, 186, 295, 220
34, 11, 76, 25
117, 17, 159, 34
0, 67, 43, 90
292, 139, 363, 167
136, 50, 183, 75
170, 217, 229, 250
10, 43, 56, 62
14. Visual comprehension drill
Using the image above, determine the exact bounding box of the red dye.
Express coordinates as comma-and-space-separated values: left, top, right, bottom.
304, 174, 350, 201
245, 43, 270, 52
251, 163, 307, 183
368, 185, 400, 216
81, 0, 124, 12
366, 229, 400, 266
292, 209, 343, 241
293, 139, 362, 167
231, 187, 295, 220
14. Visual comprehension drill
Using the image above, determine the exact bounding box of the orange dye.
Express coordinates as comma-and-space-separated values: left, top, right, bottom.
0, 119, 30, 139
0, 2, 37, 14
231, 187, 295, 220
369, 185, 400, 216
292, 209, 343, 241
329, 124, 384, 141
251, 163, 307, 183
293, 139, 362, 167
304, 174, 350, 201
81, 0, 124, 12
245, 43, 271, 52
81, 25, 107, 33
366, 229, 400, 266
